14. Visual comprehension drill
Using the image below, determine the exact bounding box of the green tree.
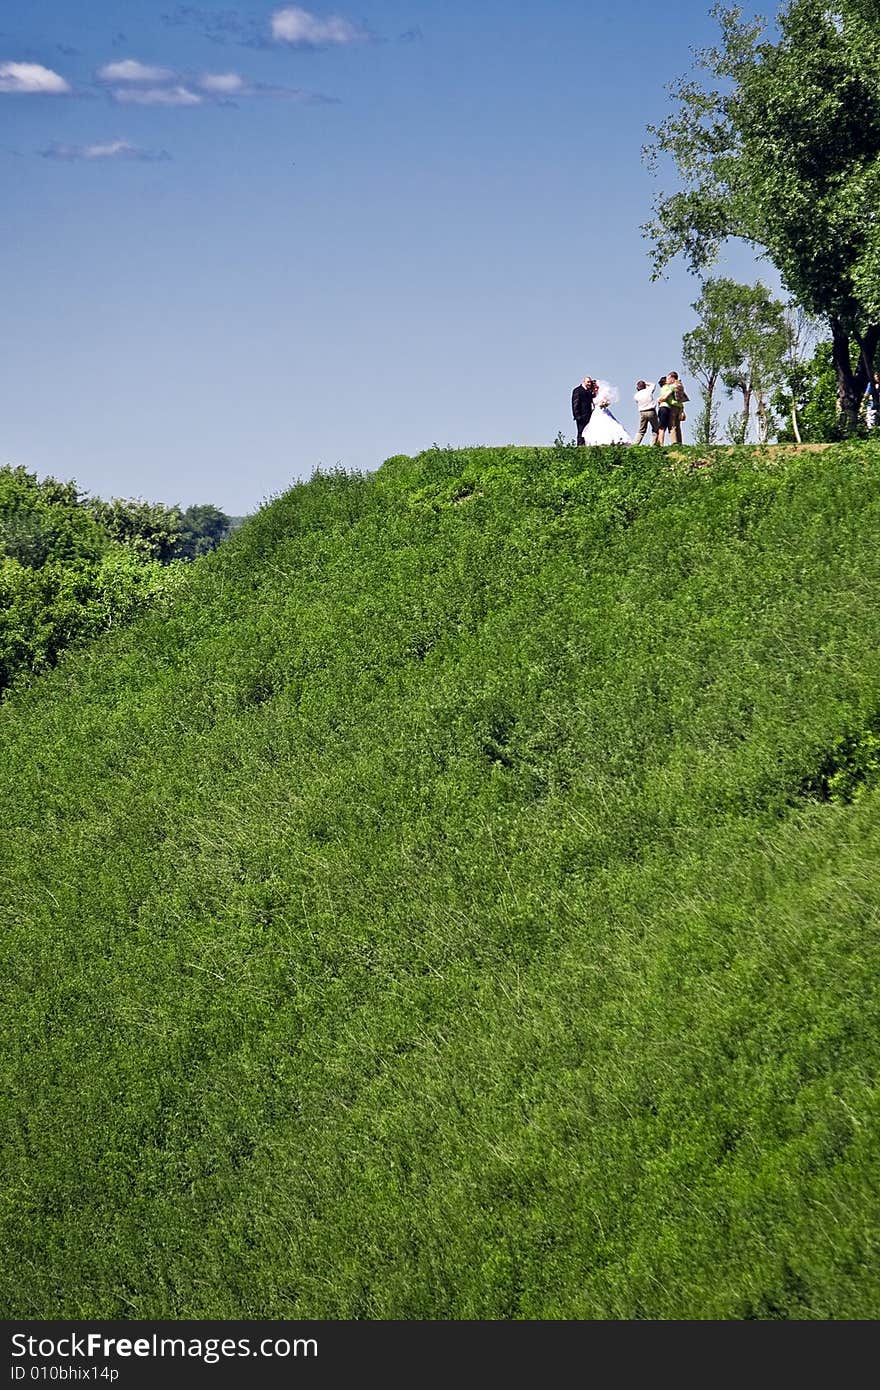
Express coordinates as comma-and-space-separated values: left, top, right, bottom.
86, 496, 183, 564
0, 549, 180, 694
719, 283, 788, 444
682, 278, 743, 444
776, 303, 821, 443
682, 277, 786, 443
0, 466, 187, 695
175, 504, 232, 561
644, 0, 880, 430
771, 339, 846, 442
0, 466, 106, 568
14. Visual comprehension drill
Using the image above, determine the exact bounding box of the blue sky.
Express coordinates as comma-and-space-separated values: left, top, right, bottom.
1, 2, 773, 515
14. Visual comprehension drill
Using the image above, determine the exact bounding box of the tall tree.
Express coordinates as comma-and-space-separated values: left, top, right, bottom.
777, 303, 821, 444
644, 1, 880, 430
721, 284, 788, 444
683, 279, 788, 443
682, 278, 758, 444
771, 338, 848, 442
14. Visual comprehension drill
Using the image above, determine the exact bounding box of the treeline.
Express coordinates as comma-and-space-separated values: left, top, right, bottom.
649, 0, 880, 445
680, 281, 869, 446
0, 465, 236, 695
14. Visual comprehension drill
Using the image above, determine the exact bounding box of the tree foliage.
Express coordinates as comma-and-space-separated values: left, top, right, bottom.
720, 284, 788, 444
683, 279, 789, 442
682, 278, 743, 444
84, 495, 233, 563
645, 1, 880, 427
0, 466, 231, 695
86, 496, 184, 564
0, 466, 105, 569
771, 338, 850, 442
774, 302, 822, 442
177, 504, 233, 560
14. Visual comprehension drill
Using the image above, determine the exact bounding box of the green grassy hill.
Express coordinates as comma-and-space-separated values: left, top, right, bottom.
3, 441, 880, 1318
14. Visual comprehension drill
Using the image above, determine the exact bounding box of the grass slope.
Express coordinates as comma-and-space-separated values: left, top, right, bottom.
3, 442, 880, 1318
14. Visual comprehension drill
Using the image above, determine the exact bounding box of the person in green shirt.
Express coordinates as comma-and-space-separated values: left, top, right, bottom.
663, 371, 689, 445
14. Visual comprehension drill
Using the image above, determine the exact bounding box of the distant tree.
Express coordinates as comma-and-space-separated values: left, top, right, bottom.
683, 281, 788, 443
0, 466, 237, 694
718, 284, 788, 444
0, 466, 185, 696
682, 278, 760, 444
644, 0, 880, 431
0, 548, 180, 694
175, 504, 232, 561
776, 303, 822, 444
86, 496, 183, 564
771, 339, 846, 443
0, 466, 105, 568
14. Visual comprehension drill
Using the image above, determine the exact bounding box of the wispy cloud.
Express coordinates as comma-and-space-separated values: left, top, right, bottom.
111, 84, 202, 106
160, 6, 266, 48
160, 5, 369, 49
195, 70, 339, 102
197, 71, 246, 94
91, 50, 339, 107
254, 82, 340, 102
96, 56, 205, 105
270, 7, 366, 47
98, 59, 175, 83
0, 61, 71, 94
41, 139, 172, 162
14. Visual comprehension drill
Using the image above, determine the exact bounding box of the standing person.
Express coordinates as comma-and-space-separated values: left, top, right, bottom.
656, 375, 673, 445
572, 375, 595, 446
633, 379, 660, 444
581, 381, 632, 445
865, 371, 880, 430
665, 370, 690, 444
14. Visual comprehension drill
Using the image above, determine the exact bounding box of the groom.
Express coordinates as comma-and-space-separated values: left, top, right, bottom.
571, 375, 595, 446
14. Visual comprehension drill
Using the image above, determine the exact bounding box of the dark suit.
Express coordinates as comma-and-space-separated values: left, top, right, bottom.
572, 383, 594, 446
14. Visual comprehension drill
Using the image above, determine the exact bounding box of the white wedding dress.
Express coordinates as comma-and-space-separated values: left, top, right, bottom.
582, 402, 631, 446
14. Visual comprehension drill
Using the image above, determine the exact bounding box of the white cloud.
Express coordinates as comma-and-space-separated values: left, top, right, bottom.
42, 139, 171, 161
0, 62, 71, 94
270, 6, 364, 46
97, 59, 174, 83
81, 140, 135, 158
112, 85, 202, 106
198, 72, 246, 94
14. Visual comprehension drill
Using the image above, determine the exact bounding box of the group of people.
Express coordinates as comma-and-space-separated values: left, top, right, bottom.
571, 374, 690, 447
571, 368, 880, 445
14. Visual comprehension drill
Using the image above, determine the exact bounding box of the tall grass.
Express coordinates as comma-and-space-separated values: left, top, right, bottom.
2, 442, 880, 1317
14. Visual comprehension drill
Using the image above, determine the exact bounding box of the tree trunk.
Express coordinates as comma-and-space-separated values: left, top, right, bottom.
790, 399, 802, 444
831, 319, 879, 432
741, 385, 752, 442
703, 370, 718, 445
755, 388, 770, 443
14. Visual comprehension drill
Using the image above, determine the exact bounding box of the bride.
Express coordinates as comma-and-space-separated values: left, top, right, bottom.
582, 381, 631, 446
